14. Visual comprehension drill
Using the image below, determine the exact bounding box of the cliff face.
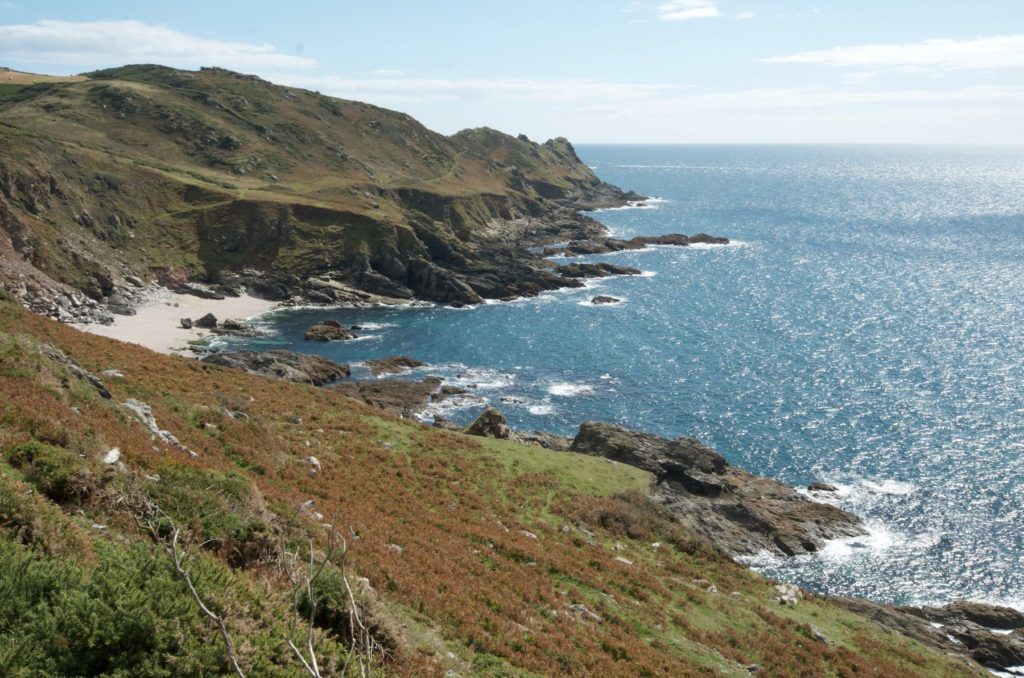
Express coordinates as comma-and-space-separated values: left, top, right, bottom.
0, 64, 638, 318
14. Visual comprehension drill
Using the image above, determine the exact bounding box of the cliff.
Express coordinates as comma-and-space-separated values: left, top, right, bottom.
0, 64, 640, 319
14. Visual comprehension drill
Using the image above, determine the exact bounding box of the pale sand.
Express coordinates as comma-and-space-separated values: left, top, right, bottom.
75, 289, 280, 355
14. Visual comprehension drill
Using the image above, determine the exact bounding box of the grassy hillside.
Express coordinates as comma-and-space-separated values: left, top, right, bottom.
0, 291, 984, 676
0, 65, 619, 308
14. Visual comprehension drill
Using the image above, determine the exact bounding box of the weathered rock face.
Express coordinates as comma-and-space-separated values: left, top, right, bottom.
569, 422, 865, 557
202, 350, 350, 386
304, 321, 356, 342
463, 407, 511, 439
365, 355, 426, 376
837, 598, 1024, 674
331, 377, 448, 417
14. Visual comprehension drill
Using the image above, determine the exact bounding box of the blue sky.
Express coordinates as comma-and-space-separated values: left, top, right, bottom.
2, 1, 1023, 143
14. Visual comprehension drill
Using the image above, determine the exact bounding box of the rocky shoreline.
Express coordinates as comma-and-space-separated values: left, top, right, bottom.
193, 345, 1024, 675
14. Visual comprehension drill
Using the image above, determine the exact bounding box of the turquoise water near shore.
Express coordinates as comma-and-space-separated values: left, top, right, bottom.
222, 145, 1024, 609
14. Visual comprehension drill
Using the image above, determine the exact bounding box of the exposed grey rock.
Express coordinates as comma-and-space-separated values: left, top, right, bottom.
365, 355, 425, 376
331, 377, 448, 417
463, 407, 511, 439
304, 321, 356, 341
591, 295, 620, 305
836, 597, 1024, 674
202, 350, 350, 386
38, 343, 111, 399
121, 398, 196, 457
569, 422, 865, 557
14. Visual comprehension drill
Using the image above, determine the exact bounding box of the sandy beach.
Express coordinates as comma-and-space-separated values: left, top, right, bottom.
74, 289, 280, 355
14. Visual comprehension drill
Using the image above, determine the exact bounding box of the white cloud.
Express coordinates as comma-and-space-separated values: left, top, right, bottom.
0, 20, 316, 70
761, 34, 1024, 70
658, 0, 720, 22
734, 11, 755, 20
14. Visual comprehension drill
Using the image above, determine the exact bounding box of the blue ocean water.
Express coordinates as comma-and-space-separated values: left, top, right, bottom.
222, 145, 1024, 609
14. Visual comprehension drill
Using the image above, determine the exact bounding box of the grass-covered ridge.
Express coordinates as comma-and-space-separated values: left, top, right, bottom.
0, 64, 612, 304
0, 292, 985, 675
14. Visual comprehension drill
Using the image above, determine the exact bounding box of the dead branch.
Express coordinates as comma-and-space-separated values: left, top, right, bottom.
130, 495, 246, 678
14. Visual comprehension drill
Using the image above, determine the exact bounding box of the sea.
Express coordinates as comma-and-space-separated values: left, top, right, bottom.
220, 144, 1024, 610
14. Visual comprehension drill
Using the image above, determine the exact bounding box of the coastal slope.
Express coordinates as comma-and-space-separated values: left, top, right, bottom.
0, 64, 638, 319
0, 291, 985, 676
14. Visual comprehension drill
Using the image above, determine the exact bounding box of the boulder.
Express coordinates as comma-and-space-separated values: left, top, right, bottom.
365, 355, 426, 376
194, 313, 218, 329
807, 482, 839, 492
591, 295, 620, 305
304, 322, 356, 341
463, 407, 511, 439
180, 317, 193, 329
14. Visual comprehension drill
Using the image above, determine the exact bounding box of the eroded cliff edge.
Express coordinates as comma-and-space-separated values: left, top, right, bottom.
0, 64, 644, 320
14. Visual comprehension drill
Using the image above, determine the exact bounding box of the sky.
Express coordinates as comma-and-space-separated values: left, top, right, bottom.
1, 1, 1023, 143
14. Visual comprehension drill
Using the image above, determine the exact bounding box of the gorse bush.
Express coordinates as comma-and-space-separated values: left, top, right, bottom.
5, 440, 90, 502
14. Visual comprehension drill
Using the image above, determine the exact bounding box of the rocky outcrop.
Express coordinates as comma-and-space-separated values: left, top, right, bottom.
837, 598, 1024, 674
543, 232, 730, 258
463, 407, 511, 439
331, 377, 453, 417
202, 350, 350, 386
569, 422, 865, 557
38, 343, 111, 399
365, 355, 425, 376
304, 320, 357, 342
555, 262, 641, 279
591, 295, 620, 305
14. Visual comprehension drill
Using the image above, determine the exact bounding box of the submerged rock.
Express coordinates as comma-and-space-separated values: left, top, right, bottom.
365, 355, 426, 376
591, 295, 620, 305
569, 421, 865, 557
304, 320, 357, 341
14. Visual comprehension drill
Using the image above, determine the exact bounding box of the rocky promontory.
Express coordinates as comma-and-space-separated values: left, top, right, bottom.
568, 422, 866, 557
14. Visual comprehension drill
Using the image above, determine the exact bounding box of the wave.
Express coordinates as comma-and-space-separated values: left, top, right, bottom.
352, 322, 397, 331
588, 197, 669, 213
548, 382, 594, 397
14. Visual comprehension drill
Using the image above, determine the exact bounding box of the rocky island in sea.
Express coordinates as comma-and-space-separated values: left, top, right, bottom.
0, 63, 1019, 676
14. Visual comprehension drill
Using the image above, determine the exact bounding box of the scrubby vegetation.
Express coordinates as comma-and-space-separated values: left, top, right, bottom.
0, 293, 985, 675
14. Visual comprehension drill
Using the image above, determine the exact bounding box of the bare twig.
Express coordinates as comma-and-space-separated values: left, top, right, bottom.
165, 525, 247, 678
132, 496, 246, 678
